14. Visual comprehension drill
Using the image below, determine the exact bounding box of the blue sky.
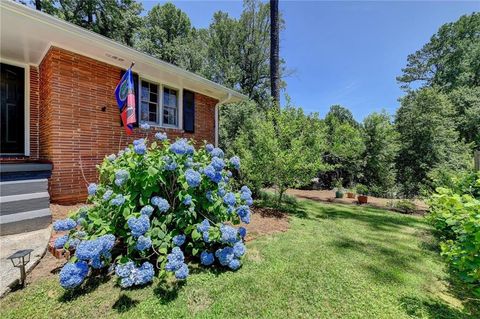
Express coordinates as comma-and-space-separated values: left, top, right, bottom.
142, 1, 479, 121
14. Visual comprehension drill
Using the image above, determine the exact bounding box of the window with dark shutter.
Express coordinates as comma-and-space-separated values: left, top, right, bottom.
183, 90, 195, 133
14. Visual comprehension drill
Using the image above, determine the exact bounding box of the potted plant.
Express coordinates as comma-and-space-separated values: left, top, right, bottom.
347, 185, 356, 198
334, 180, 344, 198
356, 184, 369, 204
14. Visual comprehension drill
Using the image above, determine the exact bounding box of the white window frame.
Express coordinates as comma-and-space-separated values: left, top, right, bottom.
138, 78, 160, 125
0, 58, 30, 156
160, 84, 182, 129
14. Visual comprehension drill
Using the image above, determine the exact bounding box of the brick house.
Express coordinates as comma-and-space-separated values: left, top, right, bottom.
0, 1, 246, 235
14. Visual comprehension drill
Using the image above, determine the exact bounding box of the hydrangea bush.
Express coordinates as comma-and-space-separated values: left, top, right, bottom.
53, 130, 252, 289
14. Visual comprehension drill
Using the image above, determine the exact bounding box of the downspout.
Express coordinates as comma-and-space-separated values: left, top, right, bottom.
215, 93, 233, 147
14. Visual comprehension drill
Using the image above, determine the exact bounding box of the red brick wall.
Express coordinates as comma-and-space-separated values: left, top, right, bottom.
38, 47, 218, 204
0, 66, 40, 162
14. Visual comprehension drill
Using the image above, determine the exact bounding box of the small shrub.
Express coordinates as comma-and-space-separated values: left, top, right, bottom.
390, 199, 416, 214
53, 130, 253, 289
428, 171, 480, 294
356, 184, 369, 196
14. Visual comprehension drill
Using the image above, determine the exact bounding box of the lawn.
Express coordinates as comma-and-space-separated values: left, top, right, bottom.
1, 199, 477, 318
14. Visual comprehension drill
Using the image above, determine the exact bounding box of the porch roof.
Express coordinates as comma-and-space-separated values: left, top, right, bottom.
0, 0, 247, 103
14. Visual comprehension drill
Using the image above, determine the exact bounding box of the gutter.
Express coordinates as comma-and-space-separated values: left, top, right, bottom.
215, 93, 234, 147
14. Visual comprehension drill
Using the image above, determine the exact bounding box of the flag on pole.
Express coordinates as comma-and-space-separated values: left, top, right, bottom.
115, 67, 136, 134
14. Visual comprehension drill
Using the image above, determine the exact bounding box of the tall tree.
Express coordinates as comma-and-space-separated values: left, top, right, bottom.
395, 87, 471, 196
270, 0, 280, 107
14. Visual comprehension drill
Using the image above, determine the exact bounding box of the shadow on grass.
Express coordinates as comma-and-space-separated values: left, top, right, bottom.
58, 274, 111, 302
400, 296, 474, 319
256, 191, 307, 219
112, 294, 139, 313
153, 280, 185, 304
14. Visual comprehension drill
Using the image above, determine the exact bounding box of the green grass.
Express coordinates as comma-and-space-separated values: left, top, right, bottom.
1, 199, 478, 318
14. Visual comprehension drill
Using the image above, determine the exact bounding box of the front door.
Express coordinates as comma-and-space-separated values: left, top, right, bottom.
1, 63, 25, 154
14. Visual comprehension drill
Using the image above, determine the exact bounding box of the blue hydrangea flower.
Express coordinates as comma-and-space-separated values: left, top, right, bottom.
136, 235, 152, 251
115, 169, 129, 180
205, 144, 214, 153
134, 142, 147, 155
110, 194, 125, 206
127, 215, 150, 238
204, 165, 222, 183
218, 187, 226, 197
133, 138, 145, 146
241, 186, 252, 196
90, 257, 105, 269
229, 156, 240, 170
215, 247, 234, 266
238, 227, 247, 239
223, 192, 236, 207
183, 195, 192, 206
107, 154, 116, 162
206, 190, 214, 202
54, 234, 69, 249
236, 205, 251, 224
220, 224, 238, 244
227, 206, 235, 215
210, 147, 224, 158
163, 156, 177, 171
169, 138, 194, 155
120, 276, 134, 288
140, 205, 154, 216
155, 132, 167, 141
165, 247, 185, 272
202, 231, 210, 243
151, 196, 170, 212
175, 263, 189, 280
115, 261, 135, 278
172, 234, 186, 246
53, 218, 77, 232
67, 238, 80, 249
140, 122, 150, 130
200, 251, 215, 266
226, 170, 233, 177
76, 240, 103, 261
87, 183, 97, 196
211, 157, 225, 171
59, 261, 89, 289
233, 241, 246, 258
116, 261, 154, 287
228, 258, 241, 270
197, 219, 210, 233
185, 157, 194, 168
134, 262, 155, 285
240, 191, 252, 201
185, 169, 202, 188
103, 189, 113, 201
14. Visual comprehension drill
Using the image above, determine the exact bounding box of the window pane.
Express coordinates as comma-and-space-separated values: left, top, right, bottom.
140, 80, 158, 123
141, 102, 149, 121
162, 88, 178, 126
150, 83, 158, 92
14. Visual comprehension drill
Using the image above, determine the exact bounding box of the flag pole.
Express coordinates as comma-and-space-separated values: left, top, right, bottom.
130, 61, 135, 70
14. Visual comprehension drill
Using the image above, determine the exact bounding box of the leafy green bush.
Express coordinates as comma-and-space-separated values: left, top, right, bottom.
428, 171, 480, 293
356, 184, 369, 196
52, 131, 252, 289
388, 199, 416, 214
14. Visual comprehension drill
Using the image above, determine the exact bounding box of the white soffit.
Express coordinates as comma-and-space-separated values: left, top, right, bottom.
0, 0, 246, 102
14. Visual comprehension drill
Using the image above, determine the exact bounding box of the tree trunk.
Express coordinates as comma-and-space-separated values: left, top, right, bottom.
270, 0, 280, 108
35, 0, 41, 10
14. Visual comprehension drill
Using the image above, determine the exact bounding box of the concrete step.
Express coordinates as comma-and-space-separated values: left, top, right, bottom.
0, 163, 52, 182
0, 179, 48, 196
0, 208, 51, 236
0, 192, 50, 215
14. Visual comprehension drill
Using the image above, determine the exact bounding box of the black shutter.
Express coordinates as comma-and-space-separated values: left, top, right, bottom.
183, 90, 195, 133
119, 70, 139, 128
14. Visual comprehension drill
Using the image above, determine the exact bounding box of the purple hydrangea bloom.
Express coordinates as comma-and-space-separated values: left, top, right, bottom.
228, 258, 241, 270
210, 147, 224, 158
136, 235, 152, 251
238, 227, 247, 239
54, 234, 69, 249
87, 183, 97, 196
175, 263, 189, 280
127, 215, 150, 238
53, 218, 77, 232
223, 192, 236, 207
233, 241, 246, 257
211, 157, 225, 171
229, 156, 240, 170
140, 205, 154, 217
151, 196, 170, 212
155, 132, 167, 141
59, 261, 89, 289
220, 224, 238, 244
185, 169, 202, 188
215, 247, 234, 266
204, 165, 222, 183
172, 234, 186, 246
200, 251, 215, 266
